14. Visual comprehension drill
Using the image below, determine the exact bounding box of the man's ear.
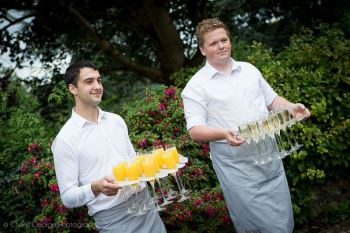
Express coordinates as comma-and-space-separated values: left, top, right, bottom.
199, 46, 206, 56
68, 84, 78, 96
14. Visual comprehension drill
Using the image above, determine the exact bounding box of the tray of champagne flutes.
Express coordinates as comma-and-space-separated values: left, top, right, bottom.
237, 108, 305, 165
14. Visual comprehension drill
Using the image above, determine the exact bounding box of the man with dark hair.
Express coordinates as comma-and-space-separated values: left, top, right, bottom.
52, 60, 167, 233
181, 18, 310, 232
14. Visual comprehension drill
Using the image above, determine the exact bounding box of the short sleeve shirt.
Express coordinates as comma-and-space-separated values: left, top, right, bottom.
181, 59, 277, 139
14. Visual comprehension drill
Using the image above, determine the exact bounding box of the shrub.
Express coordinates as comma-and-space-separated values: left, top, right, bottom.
0, 24, 349, 233
121, 24, 350, 230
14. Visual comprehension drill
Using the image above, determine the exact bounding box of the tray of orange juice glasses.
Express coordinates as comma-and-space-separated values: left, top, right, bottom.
112, 145, 188, 187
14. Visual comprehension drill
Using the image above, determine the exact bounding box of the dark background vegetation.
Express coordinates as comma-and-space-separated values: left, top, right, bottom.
0, 0, 349, 232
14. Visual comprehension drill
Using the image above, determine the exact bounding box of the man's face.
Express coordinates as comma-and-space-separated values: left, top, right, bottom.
199, 28, 232, 66
69, 67, 103, 107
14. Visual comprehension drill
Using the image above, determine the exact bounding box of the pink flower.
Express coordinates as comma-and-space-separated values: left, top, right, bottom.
159, 103, 167, 111
56, 204, 67, 213
41, 215, 53, 223
138, 139, 147, 148
186, 210, 193, 217
53, 201, 67, 213
28, 143, 39, 153
204, 206, 216, 217
175, 213, 185, 221
20, 165, 27, 173
50, 183, 59, 193
152, 139, 163, 147
41, 198, 49, 207
194, 199, 203, 207
34, 173, 40, 179
164, 87, 176, 96
149, 111, 157, 117
221, 214, 231, 224
202, 144, 210, 153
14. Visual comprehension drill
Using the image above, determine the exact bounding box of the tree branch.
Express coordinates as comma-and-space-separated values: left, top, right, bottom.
0, 13, 35, 33
142, 0, 185, 79
67, 6, 164, 83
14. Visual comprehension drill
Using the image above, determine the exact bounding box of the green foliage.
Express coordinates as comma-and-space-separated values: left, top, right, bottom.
121, 24, 350, 230
238, 24, 350, 226
120, 85, 230, 232
120, 85, 218, 188
170, 67, 200, 88
160, 189, 233, 233
0, 24, 349, 232
0, 80, 96, 233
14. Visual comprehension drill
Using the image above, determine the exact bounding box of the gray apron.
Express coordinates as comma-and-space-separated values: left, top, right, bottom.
93, 189, 167, 233
210, 140, 294, 233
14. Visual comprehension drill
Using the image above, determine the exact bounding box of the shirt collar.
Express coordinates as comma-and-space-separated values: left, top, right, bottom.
205, 58, 241, 79
71, 107, 106, 128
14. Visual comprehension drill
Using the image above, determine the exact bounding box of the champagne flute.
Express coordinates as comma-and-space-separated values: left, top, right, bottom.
125, 160, 148, 216
265, 115, 284, 160
247, 121, 266, 164
112, 161, 133, 214
256, 119, 274, 163
166, 144, 190, 195
238, 123, 251, 144
282, 109, 303, 150
142, 155, 166, 211
272, 112, 291, 158
153, 145, 178, 200
276, 110, 294, 154
162, 149, 189, 202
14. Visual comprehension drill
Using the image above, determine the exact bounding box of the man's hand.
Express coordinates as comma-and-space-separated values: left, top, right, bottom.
225, 129, 245, 146
91, 176, 120, 197
288, 103, 311, 120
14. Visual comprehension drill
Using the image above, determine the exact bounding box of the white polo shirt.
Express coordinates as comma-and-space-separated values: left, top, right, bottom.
181, 59, 277, 140
51, 108, 136, 216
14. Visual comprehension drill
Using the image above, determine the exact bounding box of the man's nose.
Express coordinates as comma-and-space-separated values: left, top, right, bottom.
93, 80, 102, 88
218, 42, 225, 49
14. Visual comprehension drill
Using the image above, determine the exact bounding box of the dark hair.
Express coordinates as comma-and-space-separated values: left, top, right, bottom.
64, 60, 98, 86
195, 18, 230, 47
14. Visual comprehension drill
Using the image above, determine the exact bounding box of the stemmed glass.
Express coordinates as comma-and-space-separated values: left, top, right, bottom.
256, 119, 274, 163
166, 144, 190, 195
238, 122, 267, 164
248, 121, 266, 164
112, 161, 134, 214
162, 148, 190, 202
152, 145, 177, 201
275, 109, 295, 156
125, 160, 147, 216
263, 115, 284, 160
271, 111, 292, 158
141, 155, 166, 212
113, 159, 146, 216
282, 109, 303, 151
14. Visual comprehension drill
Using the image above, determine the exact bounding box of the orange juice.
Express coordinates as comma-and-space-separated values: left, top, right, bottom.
162, 150, 176, 169
134, 157, 144, 176
142, 157, 156, 177
125, 162, 139, 181
153, 148, 165, 168
112, 161, 127, 181
168, 146, 179, 163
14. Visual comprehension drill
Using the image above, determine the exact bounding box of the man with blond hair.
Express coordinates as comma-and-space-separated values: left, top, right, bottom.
181, 18, 310, 232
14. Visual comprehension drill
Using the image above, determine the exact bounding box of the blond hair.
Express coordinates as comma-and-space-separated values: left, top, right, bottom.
195, 18, 230, 47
